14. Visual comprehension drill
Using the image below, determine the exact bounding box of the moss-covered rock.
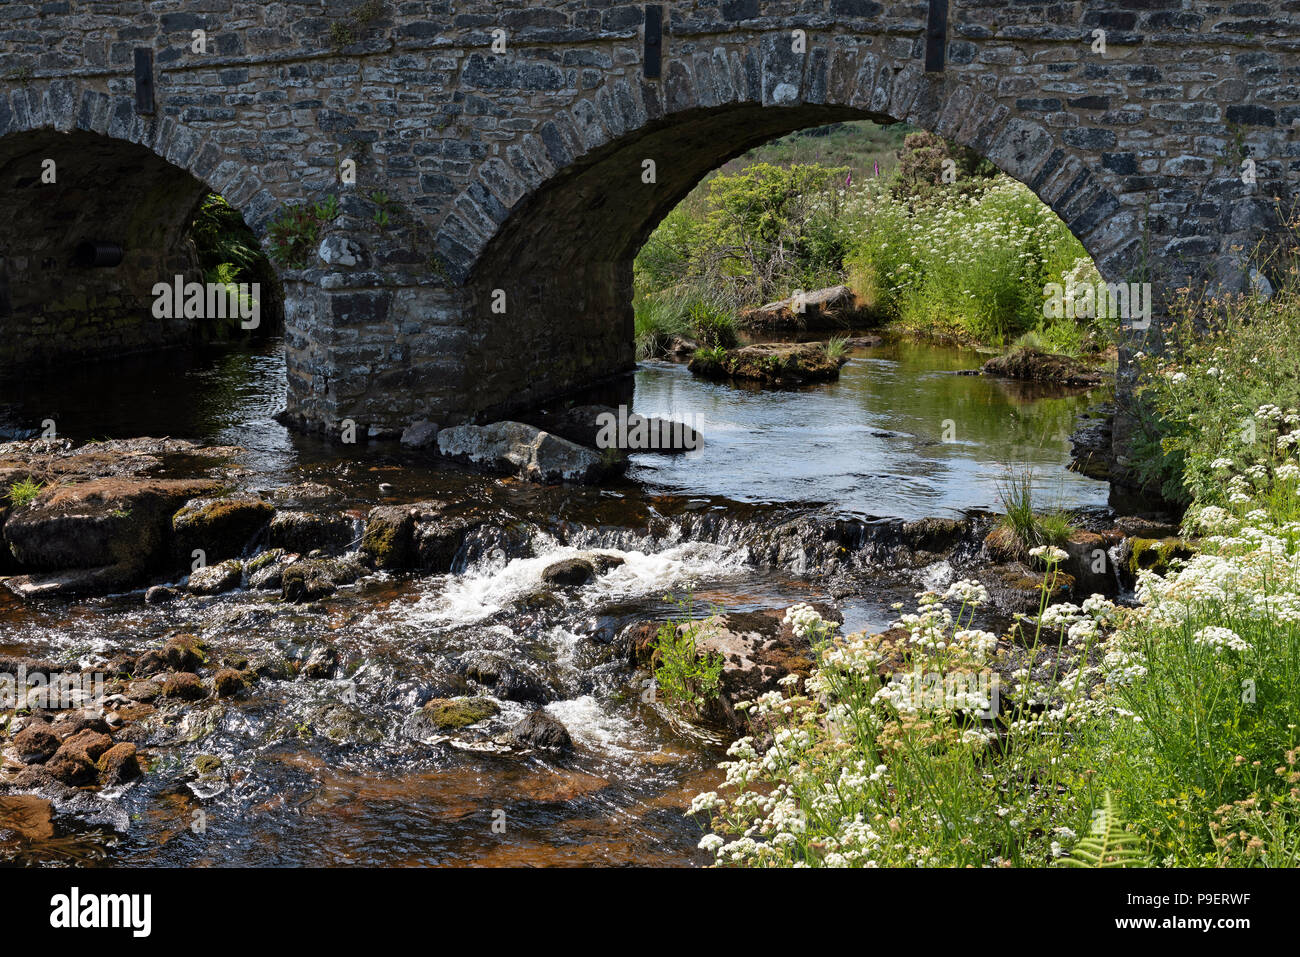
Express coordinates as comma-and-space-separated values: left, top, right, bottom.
281, 556, 365, 603
419, 696, 500, 729
689, 341, 848, 385
981, 348, 1102, 386
194, 753, 223, 775
212, 667, 249, 697
187, 558, 243, 595
161, 633, 208, 671
1126, 536, 1195, 576
172, 497, 274, 564
267, 510, 356, 555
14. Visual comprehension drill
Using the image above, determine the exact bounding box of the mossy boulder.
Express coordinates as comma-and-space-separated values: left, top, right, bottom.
419, 696, 500, 729
281, 556, 365, 603
267, 510, 356, 555
194, 753, 223, 775
96, 742, 141, 786
981, 348, 1101, 387
1126, 536, 1195, 577
161, 633, 208, 671
172, 497, 274, 564
982, 525, 1026, 563
984, 563, 1076, 616
160, 671, 206, 701
2, 477, 219, 584
212, 668, 249, 697
360, 502, 446, 569
187, 558, 243, 595
688, 342, 847, 385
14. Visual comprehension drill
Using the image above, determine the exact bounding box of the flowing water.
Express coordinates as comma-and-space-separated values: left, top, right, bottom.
0, 336, 1109, 866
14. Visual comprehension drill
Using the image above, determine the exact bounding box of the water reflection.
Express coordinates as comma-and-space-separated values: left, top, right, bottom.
629, 339, 1109, 518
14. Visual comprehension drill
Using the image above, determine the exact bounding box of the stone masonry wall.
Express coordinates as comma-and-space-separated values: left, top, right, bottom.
0, 1, 1296, 436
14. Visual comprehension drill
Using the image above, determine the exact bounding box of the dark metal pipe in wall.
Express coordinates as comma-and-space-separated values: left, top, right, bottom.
73, 241, 123, 268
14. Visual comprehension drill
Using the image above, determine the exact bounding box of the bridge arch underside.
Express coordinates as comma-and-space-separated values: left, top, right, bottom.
457, 100, 1129, 426
0, 129, 220, 374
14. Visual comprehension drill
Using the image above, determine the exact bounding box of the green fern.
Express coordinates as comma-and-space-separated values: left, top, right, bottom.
1056, 793, 1151, 868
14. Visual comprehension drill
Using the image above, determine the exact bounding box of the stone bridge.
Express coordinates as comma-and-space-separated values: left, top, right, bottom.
1, 1, 1297, 439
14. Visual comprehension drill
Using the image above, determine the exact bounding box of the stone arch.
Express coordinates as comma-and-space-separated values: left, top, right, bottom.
435, 42, 1137, 422
0, 80, 278, 372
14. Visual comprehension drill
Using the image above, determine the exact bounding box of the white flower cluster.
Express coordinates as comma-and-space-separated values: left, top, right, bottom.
1192, 625, 1251, 655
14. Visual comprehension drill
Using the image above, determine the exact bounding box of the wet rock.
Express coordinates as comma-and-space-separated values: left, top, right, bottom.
281, 556, 365, 603
541, 557, 597, 587
418, 696, 500, 730
250, 651, 293, 681
437, 421, 609, 485
360, 501, 447, 569
0, 794, 54, 840
983, 563, 1076, 616
301, 645, 339, 680
267, 482, 341, 507
400, 420, 440, 449
96, 742, 141, 786
1069, 403, 1114, 481
212, 668, 248, 697
11, 725, 59, 764
414, 515, 479, 572
144, 584, 177, 604
4, 564, 141, 599
44, 750, 97, 786
737, 285, 866, 331
980, 348, 1101, 387
310, 703, 384, 745
160, 672, 206, 701
172, 497, 274, 564
900, 517, 969, 555
3, 477, 219, 577
1123, 536, 1195, 578
187, 559, 243, 595
1113, 515, 1181, 539
461, 651, 548, 704
49, 710, 111, 739
1063, 530, 1118, 595
688, 341, 848, 385
532, 405, 701, 455
248, 560, 286, 591
126, 679, 161, 702
508, 711, 572, 753
55, 729, 112, 768
625, 605, 837, 732
162, 634, 208, 672
267, 510, 356, 555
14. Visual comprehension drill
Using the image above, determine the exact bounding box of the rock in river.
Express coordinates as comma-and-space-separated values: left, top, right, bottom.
436, 421, 609, 484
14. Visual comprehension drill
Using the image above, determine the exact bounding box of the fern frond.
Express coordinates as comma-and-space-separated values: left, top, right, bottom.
1056, 792, 1151, 868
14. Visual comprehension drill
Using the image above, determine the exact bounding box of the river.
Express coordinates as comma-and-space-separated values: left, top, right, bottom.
0, 335, 1108, 866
